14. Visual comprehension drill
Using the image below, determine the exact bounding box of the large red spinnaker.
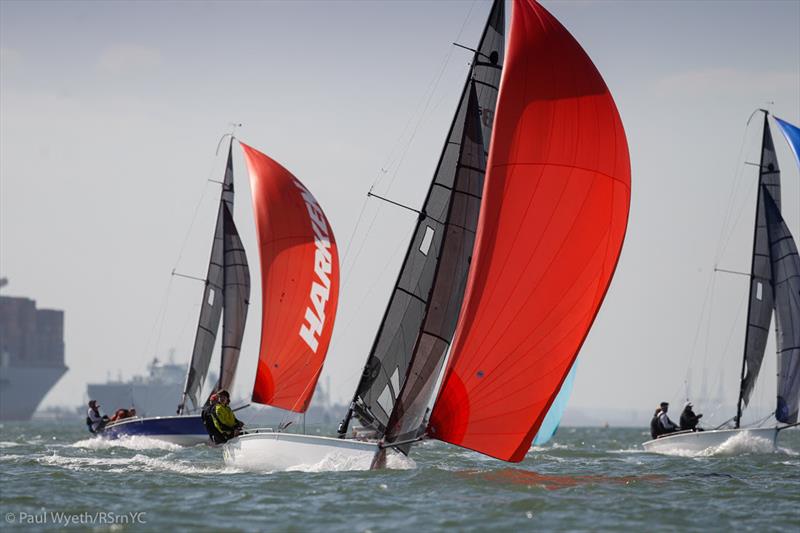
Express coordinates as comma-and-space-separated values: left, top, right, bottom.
241, 143, 339, 412
428, 0, 631, 461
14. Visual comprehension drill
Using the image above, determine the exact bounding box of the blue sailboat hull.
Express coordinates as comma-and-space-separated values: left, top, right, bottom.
101, 415, 209, 446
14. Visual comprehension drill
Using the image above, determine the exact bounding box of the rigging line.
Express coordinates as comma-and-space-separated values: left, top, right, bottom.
714, 116, 755, 263
140, 276, 174, 363
339, 2, 479, 292
339, 196, 370, 267
700, 275, 717, 379
378, 1, 478, 196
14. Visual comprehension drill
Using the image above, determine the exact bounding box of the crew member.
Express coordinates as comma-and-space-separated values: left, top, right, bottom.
109, 407, 137, 422
207, 390, 244, 444
649, 407, 662, 439
86, 400, 109, 434
680, 402, 703, 431
656, 401, 679, 436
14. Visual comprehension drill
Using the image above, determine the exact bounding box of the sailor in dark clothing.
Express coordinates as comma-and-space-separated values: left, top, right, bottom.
649, 407, 661, 439
650, 401, 680, 438
679, 402, 703, 431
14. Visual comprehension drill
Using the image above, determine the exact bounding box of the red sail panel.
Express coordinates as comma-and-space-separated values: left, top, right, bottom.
428, 0, 631, 462
240, 143, 340, 413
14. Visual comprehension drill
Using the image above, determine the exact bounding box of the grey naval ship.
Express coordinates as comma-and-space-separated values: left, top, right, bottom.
0, 279, 68, 421
86, 356, 189, 417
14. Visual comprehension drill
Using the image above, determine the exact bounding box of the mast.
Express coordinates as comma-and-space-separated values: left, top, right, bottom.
735, 112, 781, 427
177, 140, 235, 414
337, 0, 504, 439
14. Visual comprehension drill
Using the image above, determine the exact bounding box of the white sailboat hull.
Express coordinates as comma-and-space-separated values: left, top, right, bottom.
642, 427, 778, 454
222, 431, 380, 471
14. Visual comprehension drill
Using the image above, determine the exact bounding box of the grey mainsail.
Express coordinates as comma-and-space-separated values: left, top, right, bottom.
179, 144, 237, 413
737, 115, 781, 424
763, 188, 800, 424
338, 0, 504, 439
217, 202, 250, 394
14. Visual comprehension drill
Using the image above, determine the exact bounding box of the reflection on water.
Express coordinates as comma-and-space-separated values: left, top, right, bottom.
461, 467, 665, 490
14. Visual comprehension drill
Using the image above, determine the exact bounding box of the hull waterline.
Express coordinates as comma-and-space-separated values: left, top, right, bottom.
642, 427, 779, 454
100, 415, 209, 446
222, 431, 379, 471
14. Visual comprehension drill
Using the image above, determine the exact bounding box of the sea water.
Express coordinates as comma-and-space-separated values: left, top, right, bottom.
1, 421, 798, 531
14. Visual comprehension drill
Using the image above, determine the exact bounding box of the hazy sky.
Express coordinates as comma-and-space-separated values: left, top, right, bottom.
1, 1, 798, 422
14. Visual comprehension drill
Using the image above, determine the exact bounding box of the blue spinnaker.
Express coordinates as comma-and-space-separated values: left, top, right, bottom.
774, 116, 800, 168
532, 363, 577, 445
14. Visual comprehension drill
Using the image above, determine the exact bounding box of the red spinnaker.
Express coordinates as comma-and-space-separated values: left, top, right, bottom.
241, 143, 339, 413
428, 0, 631, 461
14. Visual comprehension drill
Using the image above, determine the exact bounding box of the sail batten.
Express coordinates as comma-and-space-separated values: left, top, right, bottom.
428, 0, 631, 462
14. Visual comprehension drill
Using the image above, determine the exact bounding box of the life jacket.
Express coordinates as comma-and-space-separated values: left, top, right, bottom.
201, 401, 228, 444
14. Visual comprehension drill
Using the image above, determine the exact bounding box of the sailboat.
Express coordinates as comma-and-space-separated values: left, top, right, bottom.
643, 112, 800, 454
101, 140, 251, 446
223, 0, 630, 470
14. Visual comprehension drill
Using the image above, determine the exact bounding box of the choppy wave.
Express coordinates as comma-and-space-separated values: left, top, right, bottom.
38, 451, 239, 475
647, 430, 797, 457
71, 435, 183, 452
0, 440, 20, 448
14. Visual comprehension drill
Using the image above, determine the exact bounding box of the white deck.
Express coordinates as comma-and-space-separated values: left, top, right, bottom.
222, 431, 380, 471
642, 427, 778, 454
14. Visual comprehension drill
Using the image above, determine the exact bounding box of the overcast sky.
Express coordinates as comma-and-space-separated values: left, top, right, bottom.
1, 0, 798, 423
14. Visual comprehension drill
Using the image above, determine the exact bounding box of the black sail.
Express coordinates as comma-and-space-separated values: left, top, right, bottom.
180, 144, 235, 412
737, 116, 781, 420
217, 202, 250, 394
341, 0, 504, 437
383, 83, 486, 445
763, 188, 800, 424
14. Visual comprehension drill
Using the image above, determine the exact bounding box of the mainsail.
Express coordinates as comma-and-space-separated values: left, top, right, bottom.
339, 0, 504, 441
216, 201, 250, 394
763, 189, 800, 425
180, 144, 238, 412
240, 143, 339, 413
428, 0, 631, 462
736, 115, 781, 423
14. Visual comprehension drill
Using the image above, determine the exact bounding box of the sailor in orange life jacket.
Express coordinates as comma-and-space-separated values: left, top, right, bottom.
209, 390, 244, 443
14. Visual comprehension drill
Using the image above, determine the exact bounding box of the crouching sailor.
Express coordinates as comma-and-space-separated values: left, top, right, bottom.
680, 401, 703, 431
86, 400, 109, 434
202, 390, 244, 444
